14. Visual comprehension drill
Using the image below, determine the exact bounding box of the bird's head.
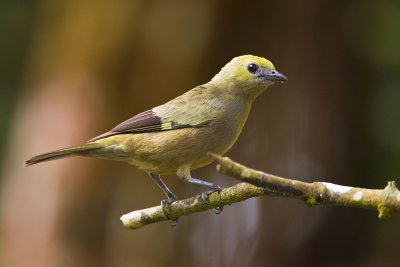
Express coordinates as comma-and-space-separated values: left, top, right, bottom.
211, 55, 287, 100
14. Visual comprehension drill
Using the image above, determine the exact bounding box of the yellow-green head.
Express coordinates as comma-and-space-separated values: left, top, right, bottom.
210, 55, 287, 99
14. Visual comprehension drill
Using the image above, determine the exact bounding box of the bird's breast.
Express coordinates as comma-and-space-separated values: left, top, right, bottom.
211, 100, 252, 151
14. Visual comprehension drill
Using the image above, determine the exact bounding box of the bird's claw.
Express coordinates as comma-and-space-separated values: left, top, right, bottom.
170, 217, 179, 226
200, 184, 223, 215
161, 196, 179, 225
201, 184, 222, 202
215, 206, 224, 215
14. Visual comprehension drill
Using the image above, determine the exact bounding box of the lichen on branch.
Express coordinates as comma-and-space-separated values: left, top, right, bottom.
120, 153, 400, 230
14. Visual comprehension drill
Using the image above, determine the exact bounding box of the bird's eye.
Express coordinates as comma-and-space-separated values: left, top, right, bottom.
247, 63, 259, 73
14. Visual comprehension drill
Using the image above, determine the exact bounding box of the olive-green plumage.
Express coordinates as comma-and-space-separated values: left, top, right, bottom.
25, 55, 287, 193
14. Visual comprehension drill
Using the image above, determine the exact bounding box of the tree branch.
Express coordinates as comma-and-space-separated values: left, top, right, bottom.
120, 153, 400, 230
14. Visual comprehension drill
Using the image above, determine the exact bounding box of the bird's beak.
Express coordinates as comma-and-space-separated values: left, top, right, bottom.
264, 70, 288, 82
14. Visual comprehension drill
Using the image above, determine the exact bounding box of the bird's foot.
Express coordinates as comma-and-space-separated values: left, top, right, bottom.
201, 184, 222, 202
161, 196, 179, 226
214, 206, 224, 215
201, 184, 223, 214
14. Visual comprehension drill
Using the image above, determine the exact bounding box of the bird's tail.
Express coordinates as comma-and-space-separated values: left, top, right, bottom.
24, 142, 103, 167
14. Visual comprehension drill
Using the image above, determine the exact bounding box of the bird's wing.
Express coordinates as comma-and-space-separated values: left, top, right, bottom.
89, 86, 223, 141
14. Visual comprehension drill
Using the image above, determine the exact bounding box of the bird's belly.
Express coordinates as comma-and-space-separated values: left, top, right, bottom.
131, 127, 233, 174
95, 126, 237, 174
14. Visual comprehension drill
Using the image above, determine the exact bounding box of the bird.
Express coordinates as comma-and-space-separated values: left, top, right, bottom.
24, 54, 287, 220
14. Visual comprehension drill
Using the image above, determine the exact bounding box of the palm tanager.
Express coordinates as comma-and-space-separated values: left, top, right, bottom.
25, 55, 287, 218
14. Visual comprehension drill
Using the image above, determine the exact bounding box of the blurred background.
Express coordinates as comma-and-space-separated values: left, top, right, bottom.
1, 0, 400, 266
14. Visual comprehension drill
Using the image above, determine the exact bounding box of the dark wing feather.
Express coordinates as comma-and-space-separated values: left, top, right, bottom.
111, 110, 162, 133
89, 109, 190, 141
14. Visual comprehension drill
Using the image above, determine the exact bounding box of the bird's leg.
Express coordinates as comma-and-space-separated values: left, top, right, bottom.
177, 166, 224, 214
184, 177, 224, 214
149, 173, 179, 225
184, 177, 222, 200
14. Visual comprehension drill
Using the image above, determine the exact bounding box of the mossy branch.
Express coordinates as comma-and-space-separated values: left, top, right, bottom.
120, 153, 400, 230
